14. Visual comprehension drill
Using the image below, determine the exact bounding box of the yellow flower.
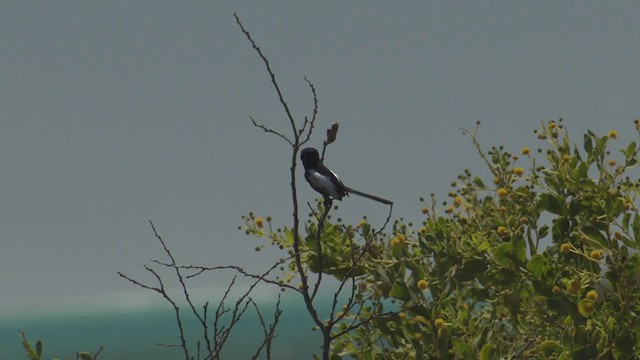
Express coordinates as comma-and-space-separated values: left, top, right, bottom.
513, 167, 525, 176
549, 121, 557, 129
568, 280, 581, 295
497, 226, 509, 236
582, 301, 595, 315
590, 249, 603, 260
390, 235, 405, 247
434, 318, 445, 329
497, 188, 508, 198
608, 130, 618, 139
586, 290, 598, 301
608, 159, 616, 167
413, 315, 429, 325
560, 243, 571, 253
417, 279, 429, 290
521, 147, 531, 155
562, 154, 571, 162
255, 218, 264, 228
453, 196, 464, 208
421, 207, 430, 215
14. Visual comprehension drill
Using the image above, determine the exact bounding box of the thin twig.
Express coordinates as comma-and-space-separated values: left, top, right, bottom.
235, 13, 298, 137
149, 220, 213, 354
153, 257, 300, 293
118, 265, 190, 360
250, 116, 292, 145
250, 295, 283, 360
301, 77, 318, 146
312, 199, 332, 300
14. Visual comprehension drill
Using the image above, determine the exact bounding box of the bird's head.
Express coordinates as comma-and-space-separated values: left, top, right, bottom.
300, 147, 320, 169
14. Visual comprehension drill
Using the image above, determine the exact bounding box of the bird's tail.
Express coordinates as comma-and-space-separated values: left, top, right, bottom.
344, 186, 393, 205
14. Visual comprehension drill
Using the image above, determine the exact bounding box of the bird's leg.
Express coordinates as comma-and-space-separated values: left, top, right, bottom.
323, 195, 333, 211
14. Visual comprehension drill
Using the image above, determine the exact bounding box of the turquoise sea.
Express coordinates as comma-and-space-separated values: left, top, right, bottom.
1, 297, 326, 360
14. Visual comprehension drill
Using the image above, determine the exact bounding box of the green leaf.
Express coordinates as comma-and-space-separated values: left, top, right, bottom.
513, 236, 526, 263
568, 199, 582, 217
561, 325, 574, 347
538, 225, 549, 239
547, 298, 572, 316
389, 281, 410, 301
582, 226, 609, 248
591, 328, 606, 348
526, 254, 545, 279
583, 133, 593, 155
624, 141, 636, 159
574, 325, 588, 347
614, 332, 635, 354
623, 213, 631, 232
572, 162, 589, 180
457, 259, 489, 282
477, 240, 491, 252
605, 197, 623, 216
451, 337, 475, 359
493, 243, 513, 266
479, 343, 496, 360
473, 177, 485, 188
539, 193, 562, 215
284, 228, 295, 246
77, 353, 94, 360
20, 335, 38, 360
633, 214, 640, 246
35, 340, 43, 358
539, 340, 563, 355
578, 299, 595, 318
552, 217, 570, 241
618, 234, 636, 248
596, 135, 608, 159
572, 346, 598, 360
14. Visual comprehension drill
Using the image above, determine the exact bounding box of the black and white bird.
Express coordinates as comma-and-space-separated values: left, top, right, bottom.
300, 147, 393, 205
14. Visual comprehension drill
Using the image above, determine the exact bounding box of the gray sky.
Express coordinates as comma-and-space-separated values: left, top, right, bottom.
1, 2, 639, 317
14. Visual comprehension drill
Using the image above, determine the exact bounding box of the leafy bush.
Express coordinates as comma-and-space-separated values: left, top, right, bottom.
244, 120, 640, 359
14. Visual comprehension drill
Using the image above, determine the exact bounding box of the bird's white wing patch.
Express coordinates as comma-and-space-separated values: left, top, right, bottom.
308, 170, 343, 199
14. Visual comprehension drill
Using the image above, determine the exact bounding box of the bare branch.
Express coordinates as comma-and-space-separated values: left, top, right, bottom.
118, 263, 190, 359
152, 257, 300, 293
311, 199, 331, 300
300, 77, 319, 146
250, 116, 293, 145
250, 295, 283, 360
235, 13, 298, 139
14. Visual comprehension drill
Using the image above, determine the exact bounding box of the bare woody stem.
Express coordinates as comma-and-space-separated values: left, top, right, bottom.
234, 12, 329, 359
